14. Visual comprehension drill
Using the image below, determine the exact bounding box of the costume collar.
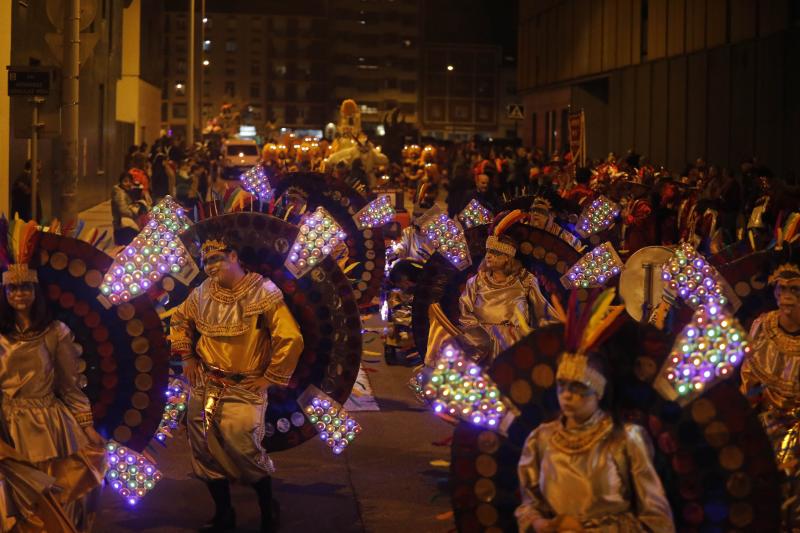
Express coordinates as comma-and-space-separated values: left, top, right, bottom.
551, 410, 613, 454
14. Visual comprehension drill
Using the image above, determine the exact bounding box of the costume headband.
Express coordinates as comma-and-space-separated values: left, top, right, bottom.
485, 236, 516, 257
1, 264, 38, 284
769, 263, 800, 285
531, 196, 552, 214
556, 352, 606, 397
200, 239, 229, 259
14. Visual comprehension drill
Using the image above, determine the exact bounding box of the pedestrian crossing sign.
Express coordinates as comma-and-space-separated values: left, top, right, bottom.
507, 104, 525, 120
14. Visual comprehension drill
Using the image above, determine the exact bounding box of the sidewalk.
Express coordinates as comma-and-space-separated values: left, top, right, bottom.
78, 199, 114, 235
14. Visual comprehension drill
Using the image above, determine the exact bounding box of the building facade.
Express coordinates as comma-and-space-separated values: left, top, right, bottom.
518, 0, 800, 177
3, 0, 132, 217
419, 43, 502, 140
327, 0, 422, 130
117, 0, 165, 148
164, 0, 331, 139
163, 0, 421, 139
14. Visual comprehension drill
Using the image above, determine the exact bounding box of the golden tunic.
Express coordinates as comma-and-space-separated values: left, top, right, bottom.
740, 310, 800, 413
0, 322, 105, 533
169, 273, 304, 482
516, 411, 675, 532
170, 272, 304, 385
740, 310, 800, 529
459, 270, 556, 361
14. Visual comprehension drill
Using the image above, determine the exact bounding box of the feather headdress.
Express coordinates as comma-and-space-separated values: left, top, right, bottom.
556, 288, 626, 396
1, 216, 40, 284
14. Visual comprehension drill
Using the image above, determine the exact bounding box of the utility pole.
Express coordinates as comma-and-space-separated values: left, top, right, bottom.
187, 0, 195, 146
59, 0, 80, 224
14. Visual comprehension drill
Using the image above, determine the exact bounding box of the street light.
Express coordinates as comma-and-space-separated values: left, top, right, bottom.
446, 65, 454, 71
203, 60, 210, 66
175, 83, 185, 90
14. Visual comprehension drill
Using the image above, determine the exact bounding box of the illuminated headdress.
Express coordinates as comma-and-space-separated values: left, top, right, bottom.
0, 217, 40, 285
768, 263, 800, 285
555, 288, 626, 397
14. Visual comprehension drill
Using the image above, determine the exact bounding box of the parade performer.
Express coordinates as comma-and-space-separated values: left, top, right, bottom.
741, 262, 800, 530
617, 180, 656, 255
459, 228, 556, 363
0, 220, 106, 532
329, 99, 362, 155
515, 291, 674, 532
170, 236, 304, 532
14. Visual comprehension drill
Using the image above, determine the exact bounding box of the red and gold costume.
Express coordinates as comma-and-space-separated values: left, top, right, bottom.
621, 195, 656, 254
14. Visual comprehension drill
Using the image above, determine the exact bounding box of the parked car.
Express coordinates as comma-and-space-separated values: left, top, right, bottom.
221, 139, 260, 179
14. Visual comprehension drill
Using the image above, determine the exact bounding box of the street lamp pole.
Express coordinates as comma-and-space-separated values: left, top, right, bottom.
187, 0, 195, 146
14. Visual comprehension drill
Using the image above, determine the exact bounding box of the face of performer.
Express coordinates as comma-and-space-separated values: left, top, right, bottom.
203, 249, 239, 286
775, 279, 800, 329
475, 174, 490, 194
4, 282, 36, 314
557, 379, 599, 425
530, 208, 550, 228
485, 250, 511, 273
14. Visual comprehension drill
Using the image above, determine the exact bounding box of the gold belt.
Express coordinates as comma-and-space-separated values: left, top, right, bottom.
200, 361, 261, 386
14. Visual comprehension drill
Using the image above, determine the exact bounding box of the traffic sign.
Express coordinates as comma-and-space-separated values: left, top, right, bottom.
507, 104, 525, 120
7, 68, 51, 96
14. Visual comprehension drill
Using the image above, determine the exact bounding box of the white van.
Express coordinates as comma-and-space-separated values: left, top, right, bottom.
222, 139, 260, 179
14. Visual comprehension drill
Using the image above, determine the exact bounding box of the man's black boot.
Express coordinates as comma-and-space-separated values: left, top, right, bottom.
252, 476, 280, 533
199, 479, 236, 532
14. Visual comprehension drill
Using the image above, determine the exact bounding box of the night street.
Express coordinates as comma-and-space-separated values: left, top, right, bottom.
2, 0, 800, 532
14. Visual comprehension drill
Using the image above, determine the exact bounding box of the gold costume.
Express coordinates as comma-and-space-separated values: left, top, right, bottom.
740, 310, 800, 527
515, 411, 674, 532
459, 270, 555, 361
170, 273, 303, 483
0, 321, 105, 532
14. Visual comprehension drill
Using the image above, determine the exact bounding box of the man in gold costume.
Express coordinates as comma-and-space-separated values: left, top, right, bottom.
170, 238, 304, 533
741, 262, 800, 530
